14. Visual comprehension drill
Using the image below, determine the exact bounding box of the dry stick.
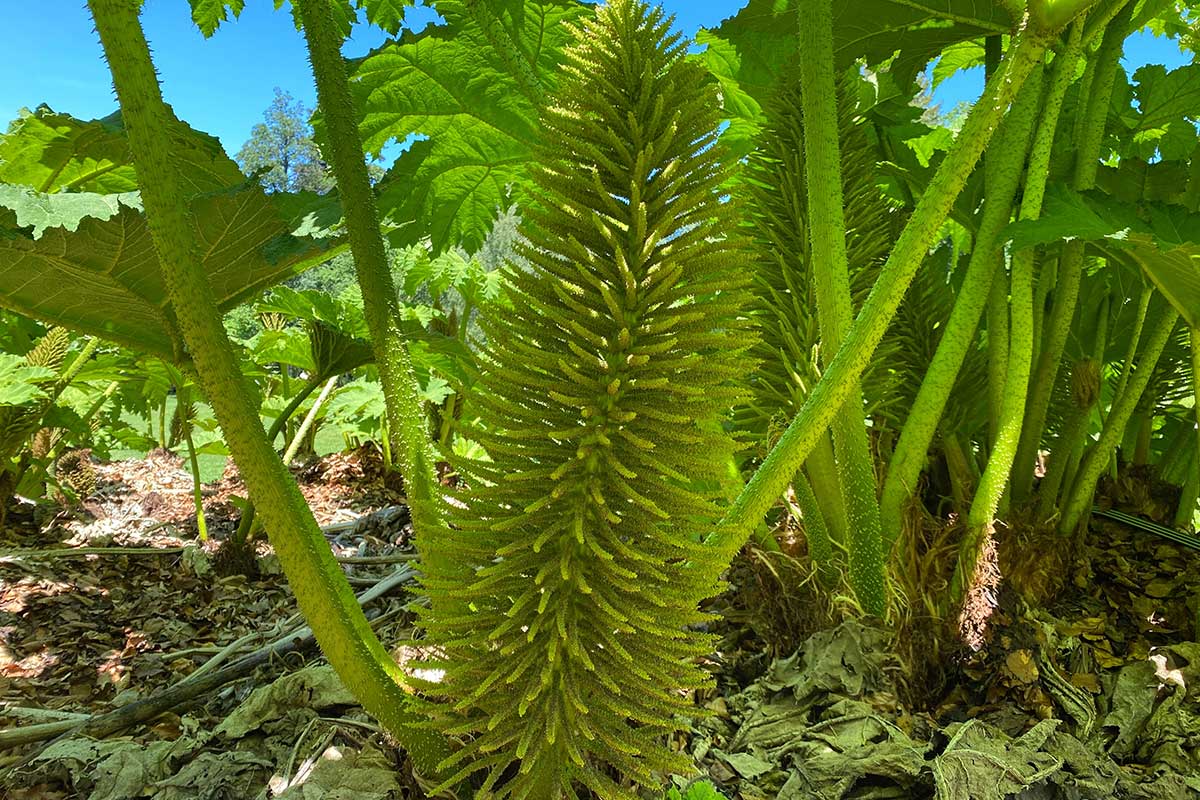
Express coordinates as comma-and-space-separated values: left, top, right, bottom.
0, 546, 187, 562
0, 721, 80, 750
174, 623, 287, 688
180, 565, 419, 685
0, 566, 418, 763
0, 707, 89, 723
335, 553, 421, 565
0, 627, 321, 755
0, 547, 410, 565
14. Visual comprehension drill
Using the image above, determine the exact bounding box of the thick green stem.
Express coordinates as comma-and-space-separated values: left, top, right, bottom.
1131, 404, 1153, 465
157, 397, 168, 449
1038, 408, 1089, 519
1178, 456, 1199, 529
87, 0, 449, 776
1012, 8, 1130, 502
985, 35, 1003, 81
950, 219, 1036, 599
1029, 0, 1100, 33
282, 376, 337, 465
1081, 0, 1133, 43
987, 275, 1011, 448
792, 470, 837, 588
1194, 330, 1200, 492
271, 377, 324, 448
53, 338, 100, 399
233, 376, 324, 546
81, 381, 119, 432
1092, 292, 1112, 364
881, 27, 1069, 540
797, 0, 885, 615
1060, 304, 1179, 533
437, 393, 456, 450
714, 27, 1049, 554
806, 433, 850, 546
957, 36, 1077, 594
1039, 294, 1109, 514
943, 431, 976, 515
1179, 330, 1200, 527
292, 0, 447, 559
279, 365, 294, 443
183, 426, 208, 542
1060, 436, 1088, 511
1114, 283, 1154, 405
1032, 255, 1057, 363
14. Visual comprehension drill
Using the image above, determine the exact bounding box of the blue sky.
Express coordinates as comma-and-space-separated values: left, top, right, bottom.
0, 1, 1192, 157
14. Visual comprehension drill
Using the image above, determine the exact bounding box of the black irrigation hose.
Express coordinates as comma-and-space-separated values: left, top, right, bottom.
1092, 506, 1200, 551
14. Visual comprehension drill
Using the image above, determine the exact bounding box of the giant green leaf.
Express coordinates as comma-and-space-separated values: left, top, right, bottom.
1005, 186, 1200, 328
1124, 63, 1200, 161
430, 0, 589, 76
932, 39, 987, 89
0, 354, 54, 407
696, 0, 1016, 144
188, 0, 247, 37
0, 186, 342, 359
0, 105, 240, 198
186, 0, 359, 37
353, 0, 588, 253
1146, 2, 1200, 56
0, 107, 137, 194
0, 108, 346, 359
359, 0, 413, 35
1096, 157, 1194, 207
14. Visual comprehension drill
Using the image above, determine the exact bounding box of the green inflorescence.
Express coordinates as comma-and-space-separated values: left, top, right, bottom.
418, 1, 755, 795
0, 327, 72, 457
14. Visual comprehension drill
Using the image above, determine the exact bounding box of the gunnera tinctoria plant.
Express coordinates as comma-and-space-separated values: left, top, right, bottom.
417, 0, 755, 796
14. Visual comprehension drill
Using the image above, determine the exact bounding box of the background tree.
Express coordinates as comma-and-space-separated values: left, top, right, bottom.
235, 88, 332, 194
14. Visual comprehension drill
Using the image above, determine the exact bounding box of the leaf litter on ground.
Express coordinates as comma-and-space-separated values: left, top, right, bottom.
0, 446, 427, 798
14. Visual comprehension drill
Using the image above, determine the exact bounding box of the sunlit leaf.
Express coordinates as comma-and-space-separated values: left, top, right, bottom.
1006, 186, 1200, 328
0, 354, 54, 407
353, 0, 589, 252
0, 111, 346, 359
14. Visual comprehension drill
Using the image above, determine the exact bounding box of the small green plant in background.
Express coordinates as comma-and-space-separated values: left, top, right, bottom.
0, 325, 107, 521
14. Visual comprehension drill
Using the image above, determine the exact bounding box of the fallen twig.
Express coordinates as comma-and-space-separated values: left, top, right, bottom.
334, 553, 420, 564
173, 565, 417, 686
0, 546, 187, 562
0, 706, 89, 723
0, 721, 79, 749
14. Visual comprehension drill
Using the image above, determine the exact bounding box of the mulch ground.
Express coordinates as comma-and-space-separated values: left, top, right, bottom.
0, 446, 426, 799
